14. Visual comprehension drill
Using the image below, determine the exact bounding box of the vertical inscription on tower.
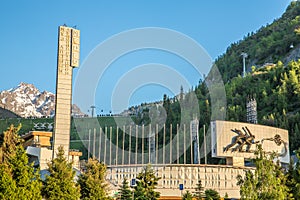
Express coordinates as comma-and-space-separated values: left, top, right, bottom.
71, 29, 80, 67
53, 26, 80, 158
57, 26, 72, 75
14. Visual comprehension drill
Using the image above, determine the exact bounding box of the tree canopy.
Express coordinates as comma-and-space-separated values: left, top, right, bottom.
118, 178, 132, 200
204, 189, 220, 200
77, 158, 110, 200
0, 125, 42, 200
134, 165, 160, 200
193, 180, 205, 200
42, 146, 80, 200
0, 124, 22, 164
237, 145, 289, 200
182, 190, 193, 200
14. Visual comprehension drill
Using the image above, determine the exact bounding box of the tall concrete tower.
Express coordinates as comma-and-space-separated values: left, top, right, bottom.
53, 26, 80, 158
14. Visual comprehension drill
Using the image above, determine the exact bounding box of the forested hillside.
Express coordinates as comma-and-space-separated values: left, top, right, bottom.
216, 1, 300, 82
226, 60, 300, 151
160, 2, 300, 154
208, 2, 300, 152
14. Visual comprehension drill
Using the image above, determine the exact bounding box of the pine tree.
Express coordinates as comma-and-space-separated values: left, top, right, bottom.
204, 189, 220, 200
118, 178, 132, 200
237, 145, 289, 200
224, 192, 229, 199
0, 164, 16, 199
0, 125, 22, 164
193, 180, 205, 200
0, 125, 42, 200
287, 149, 300, 200
43, 146, 80, 200
182, 190, 193, 200
77, 158, 110, 200
134, 164, 160, 200
9, 146, 42, 199
285, 159, 297, 200
180, 85, 184, 102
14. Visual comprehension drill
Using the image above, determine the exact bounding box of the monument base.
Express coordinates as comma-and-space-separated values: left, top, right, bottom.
226, 157, 244, 166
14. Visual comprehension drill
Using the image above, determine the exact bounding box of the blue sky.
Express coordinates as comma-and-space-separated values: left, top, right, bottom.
0, 1, 292, 115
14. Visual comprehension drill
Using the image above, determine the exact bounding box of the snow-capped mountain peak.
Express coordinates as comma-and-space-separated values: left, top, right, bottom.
0, 82, 85, 118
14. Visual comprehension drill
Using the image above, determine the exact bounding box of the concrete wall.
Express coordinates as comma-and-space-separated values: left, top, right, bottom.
26, 146, 52, 170
107, 164, 253, 199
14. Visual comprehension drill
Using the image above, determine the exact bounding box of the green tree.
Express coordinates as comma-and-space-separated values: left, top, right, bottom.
286, 149, 300, 199
78, 158, 110, 200
43, 146, 80, 200
285, 159, 297, 200
118, 178, 132, 200
204, 189, 220, 200
193, 180, 205, 200
0, 164, 16, 199
134, 165, 160, 200
224, 192, 229, 199
294, 150, 300, 199
9, 146, 42, 199
0, 125, 42, 200
237, 145, 289, 200
182, 190, 193, 200
0, 125, 22, 164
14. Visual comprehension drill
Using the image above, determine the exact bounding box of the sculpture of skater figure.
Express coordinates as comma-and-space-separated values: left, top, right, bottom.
223, 128, 246, 152
223, 126, 259, 153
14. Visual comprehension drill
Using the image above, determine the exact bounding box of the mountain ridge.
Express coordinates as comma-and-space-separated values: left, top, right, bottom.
0, 107, 20, 119
0, 82, 85, 118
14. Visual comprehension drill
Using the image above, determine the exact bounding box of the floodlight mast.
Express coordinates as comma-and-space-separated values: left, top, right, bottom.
90, 105, 96, 117
241, 52, 248, 78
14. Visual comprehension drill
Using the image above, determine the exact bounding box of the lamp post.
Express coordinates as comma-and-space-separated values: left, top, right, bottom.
241, 52, 248, 78
90, 105, 96, 117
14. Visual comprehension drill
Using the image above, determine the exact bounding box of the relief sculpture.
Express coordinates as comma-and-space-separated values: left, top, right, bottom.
223, 126, 259, 153
223, 126, 287, 157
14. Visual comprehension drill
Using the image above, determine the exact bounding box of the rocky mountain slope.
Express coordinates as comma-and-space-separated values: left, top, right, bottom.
0, 107, 20, 118
0, 82, 85, 118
